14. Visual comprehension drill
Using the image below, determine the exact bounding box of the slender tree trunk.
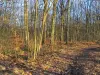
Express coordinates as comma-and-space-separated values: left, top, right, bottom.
66, 0, 70, 44
51, 0, 58, 46
24, 0, 29, 58
38, 0, 48, 50
60, 0, 64, 42
3, 0, 7, 24
33, 0, 38, 59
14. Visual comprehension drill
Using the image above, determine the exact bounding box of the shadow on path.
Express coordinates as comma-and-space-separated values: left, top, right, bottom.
0, 47, 99, 75
36, 47, 100, 75
62, 47, 100, 75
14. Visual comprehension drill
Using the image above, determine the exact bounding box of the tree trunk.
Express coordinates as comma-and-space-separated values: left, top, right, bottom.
51, 0, 58, 46
24, 0, 29, 58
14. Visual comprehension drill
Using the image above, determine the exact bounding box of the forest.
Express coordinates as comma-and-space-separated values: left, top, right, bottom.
0, 0, 100, 75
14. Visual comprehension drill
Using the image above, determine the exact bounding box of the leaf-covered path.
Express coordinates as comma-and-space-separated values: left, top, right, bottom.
0, 43, 100, 75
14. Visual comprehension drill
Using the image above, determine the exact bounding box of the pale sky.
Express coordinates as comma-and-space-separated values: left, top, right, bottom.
0, 0, 99, 24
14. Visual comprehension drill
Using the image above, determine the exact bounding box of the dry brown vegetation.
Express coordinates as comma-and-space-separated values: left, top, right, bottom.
0, 0, 100, 75
0, 42, 100, 75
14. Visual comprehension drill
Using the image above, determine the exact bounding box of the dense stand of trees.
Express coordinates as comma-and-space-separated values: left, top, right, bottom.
0, 0, 100, 59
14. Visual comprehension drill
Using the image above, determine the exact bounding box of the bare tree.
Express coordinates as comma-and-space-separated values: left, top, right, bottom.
51, 0, 58, 46
24, 0, 29, 58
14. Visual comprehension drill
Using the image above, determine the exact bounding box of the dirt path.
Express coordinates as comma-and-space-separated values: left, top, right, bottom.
67, 47, 100, 75
0, 46, 100, 75
35, 46, 100, 75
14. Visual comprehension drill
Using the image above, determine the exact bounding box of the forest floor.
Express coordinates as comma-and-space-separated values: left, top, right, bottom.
0, 42, 100, 75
